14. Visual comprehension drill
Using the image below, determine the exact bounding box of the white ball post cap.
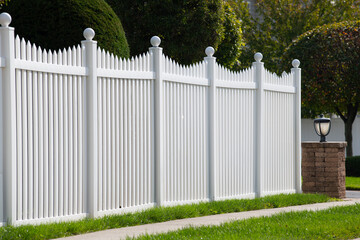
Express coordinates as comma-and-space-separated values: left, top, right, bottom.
150, 36, 161, 47
83, 28, 95, 41
0, 12, 12, 27
292, 59, 300, 68
205, 47, 215, 57
254, 52, 263, 62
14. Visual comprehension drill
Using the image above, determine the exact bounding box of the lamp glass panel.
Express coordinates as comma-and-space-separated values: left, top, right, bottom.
320, 122, 330, 135
315, 122, 321, 135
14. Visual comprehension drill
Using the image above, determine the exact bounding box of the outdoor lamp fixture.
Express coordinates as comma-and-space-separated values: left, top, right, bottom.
314, 114, 331, 142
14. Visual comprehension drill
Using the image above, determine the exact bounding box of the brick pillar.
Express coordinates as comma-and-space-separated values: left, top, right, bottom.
302, 142, 347, 198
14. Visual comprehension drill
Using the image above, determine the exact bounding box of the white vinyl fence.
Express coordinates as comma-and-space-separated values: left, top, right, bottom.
0, 13, 301, 226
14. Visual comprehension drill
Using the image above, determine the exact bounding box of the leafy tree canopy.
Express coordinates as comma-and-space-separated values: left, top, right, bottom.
2, 0, 130, 58
230, 0, 360, 73
283, 21, 360, 156
107, 0, 243, 66
215, 2, 245, 69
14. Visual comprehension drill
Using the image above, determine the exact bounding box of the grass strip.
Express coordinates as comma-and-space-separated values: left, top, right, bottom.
135, 204, 360, 240
0, 193, 330, 240
346, 176, 360, 190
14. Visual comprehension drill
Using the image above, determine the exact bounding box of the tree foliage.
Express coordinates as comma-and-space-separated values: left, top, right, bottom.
215, 2, 244, 69
2, 0, 130, 58
231, 0, 360, 72
107, 0, 242, 66
283, 21, 360, 156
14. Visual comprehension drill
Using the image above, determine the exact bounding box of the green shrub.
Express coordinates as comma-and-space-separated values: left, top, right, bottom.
2, 0, 130, 58
215, 2, 244, 69
107, 0, 224, 64
346, 156, 360, 177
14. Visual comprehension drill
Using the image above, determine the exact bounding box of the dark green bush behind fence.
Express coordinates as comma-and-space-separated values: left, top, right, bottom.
346, 156, 360, 177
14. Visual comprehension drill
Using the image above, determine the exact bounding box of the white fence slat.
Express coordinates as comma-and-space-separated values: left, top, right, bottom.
21, 70, 28, 220
72, 76, 78, 214
110, 78, 115, 210
33, 67, 39, 220
115, 79, 120, 209
43, 72, 49, 218
68, 75, 73, 215
26, 41, 31, 61
106, 78, 111, 210
15, 35, 20, 59
15, 69, 22, 221
48, 72, 54, 218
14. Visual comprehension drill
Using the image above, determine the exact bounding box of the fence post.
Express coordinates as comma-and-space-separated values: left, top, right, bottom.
0, 13, 16, 224
292, 59, 302, 193
253, 53, 264, 198
81, 28, 98, 218
149, 36, 164, 206
205, 47, 217, 201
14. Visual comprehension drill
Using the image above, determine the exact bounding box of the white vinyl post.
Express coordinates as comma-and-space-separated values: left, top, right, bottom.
292, 59, 302, 193
0, 13, 16, 224
253, 53, 264, 198
205, 47, 217, 201
82, 28, 98, 218
149, 36, 164, 206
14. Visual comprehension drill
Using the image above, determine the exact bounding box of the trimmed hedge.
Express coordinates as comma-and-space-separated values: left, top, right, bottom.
346, 156, 360, 177
2, 0, 130, 58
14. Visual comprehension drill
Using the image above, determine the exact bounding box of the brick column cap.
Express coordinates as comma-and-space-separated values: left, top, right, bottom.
302, 141, 347, 148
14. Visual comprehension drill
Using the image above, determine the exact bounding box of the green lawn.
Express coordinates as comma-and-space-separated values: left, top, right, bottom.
0, 194, 331, 240
346, 176, 360, 190
134, 204, 360, 240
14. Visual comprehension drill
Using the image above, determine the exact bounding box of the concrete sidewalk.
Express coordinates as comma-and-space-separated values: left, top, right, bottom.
57, 198, 360, 240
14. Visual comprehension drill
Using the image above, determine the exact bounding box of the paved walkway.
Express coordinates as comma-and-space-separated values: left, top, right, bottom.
347, 190, 360, 198
57, 196, 360, 240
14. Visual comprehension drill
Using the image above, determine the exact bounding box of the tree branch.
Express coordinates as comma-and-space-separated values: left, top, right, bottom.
335, 106, 347, 122
347, 103, 359, 124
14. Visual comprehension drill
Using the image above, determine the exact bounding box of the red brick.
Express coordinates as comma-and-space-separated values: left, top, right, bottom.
302, 166, 316, 172
302, 161, 315, 167
302, 152, 315, 157
325, 157, 340, 163
303, 182, 316, 188
315, 152, 327, 157
325, 167, 339, 173
323, 153, 340, 158
316, 177, 326, 182
324, 181, 338, 186
316, 186, 325, 192
324, 161, 339, 167
315, 172, 327, 177
325, 148, 339, 153
315, 162, 327, 167
303, 188, 317, 193
325, 186, 340, 192
316, 182, 326, 187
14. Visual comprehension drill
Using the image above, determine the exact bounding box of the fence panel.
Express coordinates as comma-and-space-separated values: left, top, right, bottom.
162, 57, 209, 204
216, 88, 256, 199
215, 66, 257, 199
263, 71, 296, 194
0, 13, 301, 225
96, 50, 155, 214
163, 81, 209, 204
13, 36, 86, 223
